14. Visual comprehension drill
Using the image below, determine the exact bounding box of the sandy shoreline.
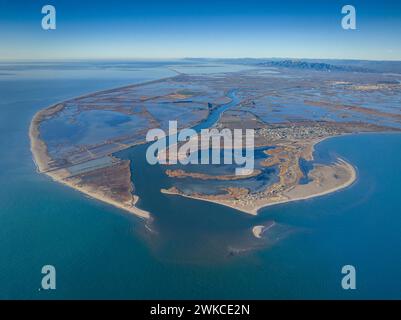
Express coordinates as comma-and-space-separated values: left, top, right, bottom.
27, 69, 399, 221
29, 73, 234, 221
162, 160, 356, 215
49, 170, 150, 219
29, 107, 151, 220
29, 83, 368, 221
161, 136, 358, 216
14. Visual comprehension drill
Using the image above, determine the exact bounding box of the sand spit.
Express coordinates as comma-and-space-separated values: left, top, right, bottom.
48, 169, 150, 219
161, 136, 357, 216
29, 106, 150, 220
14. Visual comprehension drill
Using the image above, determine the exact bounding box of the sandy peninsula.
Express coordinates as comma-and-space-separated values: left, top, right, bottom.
29, 106, 150, 220
161, 133, 357, 216
162, 157, 356, 215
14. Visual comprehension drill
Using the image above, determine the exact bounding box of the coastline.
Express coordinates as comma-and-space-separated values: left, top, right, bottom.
49, 170, 150, 219
29, 106, 151, 220
161, 136, 358, 216
28, 72, 395, 220
162, 158, 356, 215
28, 77, 237, 221
252, 158, 357, 214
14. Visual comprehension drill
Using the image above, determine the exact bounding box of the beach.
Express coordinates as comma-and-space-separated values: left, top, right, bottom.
161, 138, 357, 216
29, 107, 151, 220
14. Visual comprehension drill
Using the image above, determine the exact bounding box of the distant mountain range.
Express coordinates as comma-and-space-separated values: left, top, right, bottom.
184, 58, 401, 74
256, 60, 374, 73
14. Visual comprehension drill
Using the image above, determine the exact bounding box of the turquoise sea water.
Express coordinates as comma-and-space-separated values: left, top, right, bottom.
0, 63, 400, 299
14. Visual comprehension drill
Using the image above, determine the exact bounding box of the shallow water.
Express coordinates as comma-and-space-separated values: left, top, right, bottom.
162, 147, 279, 195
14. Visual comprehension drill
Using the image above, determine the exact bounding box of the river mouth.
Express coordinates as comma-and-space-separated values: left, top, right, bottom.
112, 89, 293, 262
114, 133, 348, 263
116, 141, 296, 264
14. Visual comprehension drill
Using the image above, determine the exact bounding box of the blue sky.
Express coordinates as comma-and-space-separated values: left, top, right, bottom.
0, 0, 400, 60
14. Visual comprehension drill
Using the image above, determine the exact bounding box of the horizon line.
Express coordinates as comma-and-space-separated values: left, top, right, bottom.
1, 56, 401, 63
